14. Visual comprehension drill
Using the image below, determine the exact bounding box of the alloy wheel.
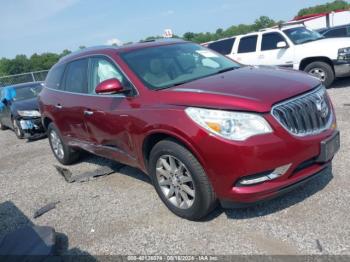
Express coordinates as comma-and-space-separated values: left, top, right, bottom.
156, 155, 195, 209
50, 130, 64, 159
308, 68, 326, 82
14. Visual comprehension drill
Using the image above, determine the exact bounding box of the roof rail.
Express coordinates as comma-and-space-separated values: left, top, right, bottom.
139, 38, 183, 43
59, 45, 117, 61
139, 39, 156, 43
258, 20, 307, 32
258, 27, 277, 32
277, 20, 306, 29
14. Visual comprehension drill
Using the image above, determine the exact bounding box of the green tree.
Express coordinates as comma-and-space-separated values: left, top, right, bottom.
297, 0, 350, 16
215, 28, 224, 38
253, 16, 276, 31
38, 53, 60, 70
60, 49, 71, 57
29, 53, 43, 71
0, 58, 10, 76
181, 16, 277, 44
4, 55, 31, 75
183, 32, 196, 41
0, 51, 70, 76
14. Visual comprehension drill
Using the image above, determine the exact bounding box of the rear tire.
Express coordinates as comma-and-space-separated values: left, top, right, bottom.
0, 121, 7, 130
48, 123, 80, 165
149, 139, 217, 220
12, 118, 24, 139
304, 61, 335, 88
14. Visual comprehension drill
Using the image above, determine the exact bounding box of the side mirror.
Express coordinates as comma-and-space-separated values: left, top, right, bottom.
277, 41, 288, 49
95, 78, 124, 94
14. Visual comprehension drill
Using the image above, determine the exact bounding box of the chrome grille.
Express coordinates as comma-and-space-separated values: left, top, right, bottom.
272, 86, 333, 136
341, 54, 350, 61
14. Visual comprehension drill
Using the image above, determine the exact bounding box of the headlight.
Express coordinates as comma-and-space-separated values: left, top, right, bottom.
185, 107, 272, 141
338, 47, 350, 61
17, 110, 41, 117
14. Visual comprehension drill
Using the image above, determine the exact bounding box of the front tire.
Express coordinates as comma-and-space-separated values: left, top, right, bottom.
0, 121, 7, 130
12, 118, 24, 139
149, 139, 217, 220
48, 123, 80, 165
304, 61, 335, 88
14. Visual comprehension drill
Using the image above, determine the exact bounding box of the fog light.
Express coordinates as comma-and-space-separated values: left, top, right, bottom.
237, 164, 292, 186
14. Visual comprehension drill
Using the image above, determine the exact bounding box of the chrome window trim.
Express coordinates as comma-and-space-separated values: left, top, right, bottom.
271, 85, 334, 137
45, 53, 139, 97
44, 85, 127, 98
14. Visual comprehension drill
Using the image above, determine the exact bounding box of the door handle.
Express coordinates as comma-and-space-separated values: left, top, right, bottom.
55, 104, 63, 109
84, 110, 94, 116
259, 55, 264, 59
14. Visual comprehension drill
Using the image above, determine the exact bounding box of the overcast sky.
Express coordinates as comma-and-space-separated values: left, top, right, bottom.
0, 0, 331, 58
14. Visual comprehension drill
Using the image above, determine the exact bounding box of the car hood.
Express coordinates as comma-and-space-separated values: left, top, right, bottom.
163, 66, 320, 113
12, 97, 39, 111
300, 37, 350, 50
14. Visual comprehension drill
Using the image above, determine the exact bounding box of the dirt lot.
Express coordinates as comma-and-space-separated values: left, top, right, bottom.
0, 80, 349, 256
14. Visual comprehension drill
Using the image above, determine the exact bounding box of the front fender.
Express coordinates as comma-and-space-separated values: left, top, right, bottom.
138, 124, 207, 175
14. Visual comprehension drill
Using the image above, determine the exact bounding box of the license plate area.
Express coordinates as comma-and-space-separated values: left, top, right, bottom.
20, 120, 34, 130
316, 131, 340, 163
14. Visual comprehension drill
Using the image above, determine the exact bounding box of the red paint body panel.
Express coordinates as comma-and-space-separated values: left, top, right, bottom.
165, 66, 320, 112
39, 42, 338, 206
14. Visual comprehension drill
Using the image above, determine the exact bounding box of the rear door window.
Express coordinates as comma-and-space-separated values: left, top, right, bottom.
238, 35, 258, 53
63, 59, 88, 94
45, 64, 65, 90
324, 27, 347, 38
207, 38, 235, 55
261, 33, 286, 51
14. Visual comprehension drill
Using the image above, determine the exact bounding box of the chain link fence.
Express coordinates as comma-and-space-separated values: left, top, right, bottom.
0, 70, 49, 87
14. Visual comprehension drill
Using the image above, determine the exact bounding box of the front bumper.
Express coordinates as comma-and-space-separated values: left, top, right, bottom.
333, 60, 350, 77
186, 113, 339, 207
220, 164, 331, 208
18, 117, 46, 139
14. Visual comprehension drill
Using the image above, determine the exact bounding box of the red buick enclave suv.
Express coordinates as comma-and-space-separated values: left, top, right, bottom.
39, 39, 340, 220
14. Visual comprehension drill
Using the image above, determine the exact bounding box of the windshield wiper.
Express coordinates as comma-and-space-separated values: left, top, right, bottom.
156, 67, 239, 90
155, 80, 196, 90
216, 66, 238, 74
172, 80, 194, 87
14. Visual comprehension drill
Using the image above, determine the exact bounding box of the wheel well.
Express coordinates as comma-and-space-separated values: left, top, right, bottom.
10, 114, 17, 122
299, 57, 334, 71
43, 117, 52, 130
142, 133, 191, 170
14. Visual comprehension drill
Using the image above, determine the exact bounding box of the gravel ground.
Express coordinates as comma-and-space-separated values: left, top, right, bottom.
0, 80, 349, 257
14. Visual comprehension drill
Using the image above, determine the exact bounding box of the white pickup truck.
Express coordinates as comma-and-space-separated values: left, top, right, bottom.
203, 24, 350, 87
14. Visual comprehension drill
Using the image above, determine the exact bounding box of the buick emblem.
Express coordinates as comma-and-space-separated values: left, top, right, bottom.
315, 94, 329, 118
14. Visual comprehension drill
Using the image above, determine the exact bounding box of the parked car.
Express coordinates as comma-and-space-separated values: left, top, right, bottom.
0, 82, 45, 139
204, 24, 350, 87
39, 40, 339, 220
318, 24, 350, 38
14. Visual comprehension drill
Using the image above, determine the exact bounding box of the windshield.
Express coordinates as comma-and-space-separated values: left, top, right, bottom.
14, 84, 42, 101
120, 43, 240, 90
283, 27, 324, 45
